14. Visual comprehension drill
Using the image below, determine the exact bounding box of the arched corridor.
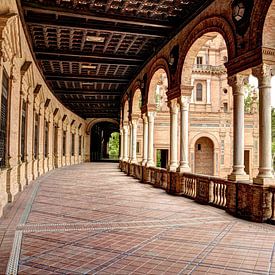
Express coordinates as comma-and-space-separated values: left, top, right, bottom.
0, 163, 275, 274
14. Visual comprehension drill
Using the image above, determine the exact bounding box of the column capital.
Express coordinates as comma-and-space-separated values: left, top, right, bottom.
131, 119, 138, 127
178, 95, 191, 111
147, 111, 156, 119
142, 113, 148, 123
228, 74, 245, 96
168, 99, 179, 114
252, 64, 272, 87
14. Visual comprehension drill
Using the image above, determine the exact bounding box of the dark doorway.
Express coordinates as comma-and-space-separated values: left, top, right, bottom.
90, 122, 119, 162
156, 149, 168, 169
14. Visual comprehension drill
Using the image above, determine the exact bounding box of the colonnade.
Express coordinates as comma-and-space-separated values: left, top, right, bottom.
120, 63, 274, 184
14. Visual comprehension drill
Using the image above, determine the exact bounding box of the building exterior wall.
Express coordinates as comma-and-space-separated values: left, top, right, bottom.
0, 3, 88, 217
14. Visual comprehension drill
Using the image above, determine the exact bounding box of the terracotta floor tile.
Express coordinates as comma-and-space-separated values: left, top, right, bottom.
0, 163, 274, 275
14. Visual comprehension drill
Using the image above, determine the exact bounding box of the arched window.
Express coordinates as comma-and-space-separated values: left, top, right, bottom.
196, 83, 203, 101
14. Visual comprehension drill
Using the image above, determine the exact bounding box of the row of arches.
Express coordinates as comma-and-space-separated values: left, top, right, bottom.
120, 0, 275, 182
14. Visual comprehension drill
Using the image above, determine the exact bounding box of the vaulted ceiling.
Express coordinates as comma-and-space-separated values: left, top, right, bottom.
19, 0, 213, 119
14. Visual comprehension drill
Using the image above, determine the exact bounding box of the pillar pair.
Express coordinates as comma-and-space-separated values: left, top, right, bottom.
229, 64, 273, 184
167, 96, 191, 172
120, 119, 138, 163
141, 95, 191, 172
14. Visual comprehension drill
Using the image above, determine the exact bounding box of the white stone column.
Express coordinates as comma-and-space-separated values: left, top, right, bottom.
146, 112, 155, 167
131, 120, 138, 163
142, 115, 148, 166
129, 123, 132, 162
206, 79, 211, 104
253, 64, 274, 184
123, 124, 129, 161
228, 74, 249, 181
178, 96, 191, 172
48, 115, 54, 171
119, 128, 124, 161
168, 99, 178, 171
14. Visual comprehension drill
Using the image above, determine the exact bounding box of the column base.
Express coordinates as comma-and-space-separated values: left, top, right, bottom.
130, 159, 137, 164
142, 160, 147, 166
168, 163, 178, 172
146, 160, 155, 167
253, 177, 275, 186
177, 165, 191, 173
228, 173, 250, 181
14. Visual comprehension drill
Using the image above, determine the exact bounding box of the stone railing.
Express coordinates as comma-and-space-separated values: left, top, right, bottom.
192, 64, 226, 74
168, 172, 229, 209
119, 161, 275, 223
270, 186, 275, 224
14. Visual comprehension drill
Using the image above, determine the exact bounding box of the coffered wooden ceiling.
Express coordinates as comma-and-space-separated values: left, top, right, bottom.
19, 0, 213, 119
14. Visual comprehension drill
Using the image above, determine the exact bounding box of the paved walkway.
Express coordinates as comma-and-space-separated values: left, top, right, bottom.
0, 163, 275, 275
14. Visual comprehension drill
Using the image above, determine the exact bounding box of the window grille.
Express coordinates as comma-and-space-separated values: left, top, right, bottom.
0, 70, 9, 167
79, 135, 82, 155
196, 83, 203, 101
21, 100, 27, 162
71, 133, 75, 156
44, 120, 49, 158
34, 113, 39, 159
63, 130, 66, 156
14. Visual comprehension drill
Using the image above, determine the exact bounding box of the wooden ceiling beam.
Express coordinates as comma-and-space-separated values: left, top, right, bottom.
36, 51, 143, 66
23, 4, 174, 29
53, 89, 121, 96
26, 19, 166, 38
46, 74, 129, 84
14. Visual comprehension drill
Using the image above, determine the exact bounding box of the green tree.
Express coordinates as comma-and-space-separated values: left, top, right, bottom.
244, 82, 255, 113
108, 132, 119, 159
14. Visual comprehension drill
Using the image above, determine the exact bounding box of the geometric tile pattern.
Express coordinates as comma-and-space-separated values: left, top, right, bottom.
1, 163, 275, 274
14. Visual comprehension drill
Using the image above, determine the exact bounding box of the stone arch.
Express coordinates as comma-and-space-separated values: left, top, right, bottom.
250, 0, 273, 49
145, 58, 170, 106
180, 32, 229, 87
86, 118, 119, 135
131, 88, 142, 117
263, 1, 275, 49
123, 100, 129, 122
194, 136, 214, 176
177, 16, 236, 86
190, 132, 219, 151
147, 68, 168, 109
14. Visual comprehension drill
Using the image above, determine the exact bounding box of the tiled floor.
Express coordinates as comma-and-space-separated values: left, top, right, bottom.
1, 163, 275, 275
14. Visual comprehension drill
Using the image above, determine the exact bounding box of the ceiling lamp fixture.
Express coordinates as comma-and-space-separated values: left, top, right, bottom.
86, 36, 105, 43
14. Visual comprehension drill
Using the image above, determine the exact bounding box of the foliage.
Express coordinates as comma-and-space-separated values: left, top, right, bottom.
108, 132, 119, 158
244, 82, 256, 113
156, 150, 161, 167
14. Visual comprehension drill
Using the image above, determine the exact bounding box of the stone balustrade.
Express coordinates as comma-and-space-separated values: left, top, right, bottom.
119, 161, 275, 223
270, 186, 275, 224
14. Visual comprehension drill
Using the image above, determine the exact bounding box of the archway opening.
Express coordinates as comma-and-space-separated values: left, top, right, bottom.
195, 137, 214, 176
131, 89, 143, 162
147, 68, 169, 166
90, 122, 119, 162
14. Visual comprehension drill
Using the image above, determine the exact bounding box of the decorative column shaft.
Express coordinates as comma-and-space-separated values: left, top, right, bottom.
119, 128, 124, 161
146, 112, 155, 167
131, 120, 138, 163
129, 123, 132, 162
228, 74, 249, 181
123, 124, 129, 161
142, 115, 148, 166
178, 96, 191, 172
253, 64, 273, 184
168, 99, 178, 171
